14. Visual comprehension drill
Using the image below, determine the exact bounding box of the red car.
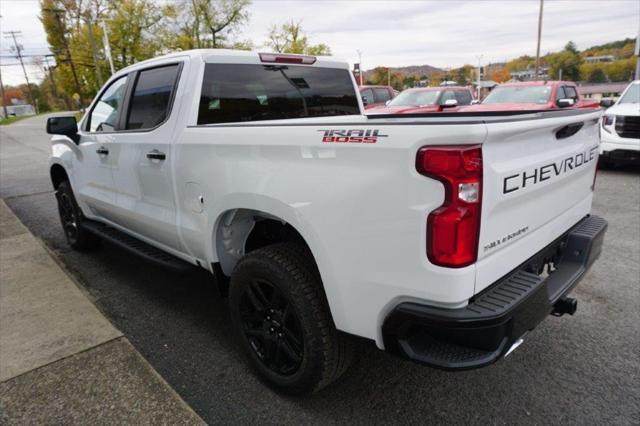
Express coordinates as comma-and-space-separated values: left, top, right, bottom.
366, 86, 474, 114
359, 85, 396, 109
460, 81, 599, 111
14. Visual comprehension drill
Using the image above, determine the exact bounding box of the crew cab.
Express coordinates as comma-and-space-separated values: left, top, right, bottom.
461, 80, 600, 111
600, 80, 640, 166
47, 50, 607, 394
366, 86, 474, 114
359, 85, 396, 109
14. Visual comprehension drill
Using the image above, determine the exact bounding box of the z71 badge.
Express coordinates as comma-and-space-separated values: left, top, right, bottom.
318, 129, 388, 143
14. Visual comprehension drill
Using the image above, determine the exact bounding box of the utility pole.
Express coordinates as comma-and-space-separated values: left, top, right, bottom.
43, 8, 84, 106
632, 33, 639, 80
476, 54, 483, 100
84, 11, 103, 86
387, 67, 391, 87
0, 67, 8, 118
3, 31, 38, 113
100, 20, 115, 75
356, 49, 363, 86
534, 0, 544, 81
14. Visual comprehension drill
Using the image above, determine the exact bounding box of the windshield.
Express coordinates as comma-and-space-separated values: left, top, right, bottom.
389, 90, 440, 107
619, 84, 639, 104
483, 85, 552, 104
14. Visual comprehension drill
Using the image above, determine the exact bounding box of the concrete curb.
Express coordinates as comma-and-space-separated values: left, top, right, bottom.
0, 199, 204, 424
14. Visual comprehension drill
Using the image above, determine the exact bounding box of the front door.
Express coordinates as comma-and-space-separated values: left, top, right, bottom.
109, 62, 184, 251
73, 74, 129, 222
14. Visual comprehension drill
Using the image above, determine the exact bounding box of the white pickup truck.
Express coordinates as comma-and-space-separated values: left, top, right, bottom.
47, 50, 607, 394
600, 80, 640, 166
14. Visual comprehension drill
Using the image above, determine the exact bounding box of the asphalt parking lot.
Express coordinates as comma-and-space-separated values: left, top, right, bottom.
1, 114, 638, 424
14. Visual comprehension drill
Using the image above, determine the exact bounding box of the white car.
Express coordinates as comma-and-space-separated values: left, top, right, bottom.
600, 80, 640, 166
47, 50, 607, 394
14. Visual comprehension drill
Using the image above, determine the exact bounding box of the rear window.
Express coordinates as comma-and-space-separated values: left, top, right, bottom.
483, 86, 552, 104
198, 64, 359, 124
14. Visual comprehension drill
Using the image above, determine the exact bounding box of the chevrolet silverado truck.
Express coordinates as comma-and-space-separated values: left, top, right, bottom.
47, 50, 607, 394
600, 80, 640, 166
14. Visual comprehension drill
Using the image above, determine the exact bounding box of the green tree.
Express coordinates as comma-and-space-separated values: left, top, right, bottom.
265, 20, 331, 55
547, 41, 583, 81
587, 67, 607, 83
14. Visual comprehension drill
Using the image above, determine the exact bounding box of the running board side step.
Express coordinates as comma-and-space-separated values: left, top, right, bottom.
80, 220, 195, 272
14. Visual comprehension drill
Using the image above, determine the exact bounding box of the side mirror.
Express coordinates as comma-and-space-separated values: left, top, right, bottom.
361, 96, 369, 107
556, 98, 575, 108
471, 99, 480, 105
599, 98, 615, 108
442, 99, 458, 108
47, 116, 79, 144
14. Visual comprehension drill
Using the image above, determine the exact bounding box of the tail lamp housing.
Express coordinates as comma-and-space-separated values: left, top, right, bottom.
416, 145, 483, 268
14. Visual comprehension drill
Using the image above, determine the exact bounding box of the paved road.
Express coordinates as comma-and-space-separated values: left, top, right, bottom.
1, 114, 639, 425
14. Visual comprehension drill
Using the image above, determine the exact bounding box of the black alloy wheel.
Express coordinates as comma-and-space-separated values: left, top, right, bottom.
239, 278, 304, 376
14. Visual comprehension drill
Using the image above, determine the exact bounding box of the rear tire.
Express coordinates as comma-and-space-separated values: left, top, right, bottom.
229, 242, 353, 394
56, 181, 100, 250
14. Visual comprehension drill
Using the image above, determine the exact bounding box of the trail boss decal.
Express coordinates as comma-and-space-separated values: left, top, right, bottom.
503, 145, 598, 194
318, 129, 388, 143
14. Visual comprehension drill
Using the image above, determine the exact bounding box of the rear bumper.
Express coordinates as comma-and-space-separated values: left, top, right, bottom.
382, 215, 607, 370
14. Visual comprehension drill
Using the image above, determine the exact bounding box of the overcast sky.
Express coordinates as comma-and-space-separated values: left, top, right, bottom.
0, 0, 638, 86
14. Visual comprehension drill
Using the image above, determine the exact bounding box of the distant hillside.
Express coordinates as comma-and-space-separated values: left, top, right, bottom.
583, 38, 635, 56
363, 64, 442, 81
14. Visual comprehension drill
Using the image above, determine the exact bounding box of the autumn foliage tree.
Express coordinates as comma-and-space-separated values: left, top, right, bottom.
265, 20, 331, 55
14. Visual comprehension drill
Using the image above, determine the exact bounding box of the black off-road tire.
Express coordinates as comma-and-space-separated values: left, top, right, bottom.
229, 242, 354, 394
56, 181, 100, 250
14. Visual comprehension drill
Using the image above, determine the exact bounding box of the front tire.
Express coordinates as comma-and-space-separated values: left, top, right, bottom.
55, 181, 100, 250
229, 243, 353, 394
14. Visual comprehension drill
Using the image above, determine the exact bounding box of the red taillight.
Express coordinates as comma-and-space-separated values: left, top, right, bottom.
259, 53, 317, 64
416, 145, 483, 268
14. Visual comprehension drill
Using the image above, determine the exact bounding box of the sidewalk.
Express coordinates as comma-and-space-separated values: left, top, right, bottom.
0, 200, 203, 424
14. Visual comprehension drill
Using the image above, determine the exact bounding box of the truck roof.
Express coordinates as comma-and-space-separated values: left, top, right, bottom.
499, 80, 577, 87
115, 49, 350, 78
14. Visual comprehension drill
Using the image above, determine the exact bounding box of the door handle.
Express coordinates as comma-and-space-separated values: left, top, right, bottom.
96, 146, 109, 156
146, 150, 166, 161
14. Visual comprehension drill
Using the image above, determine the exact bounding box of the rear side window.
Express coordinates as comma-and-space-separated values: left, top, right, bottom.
374, 88, 391, 103
455, 90, 472, 105
198, 64, 359, 124
126, 64, 180, 130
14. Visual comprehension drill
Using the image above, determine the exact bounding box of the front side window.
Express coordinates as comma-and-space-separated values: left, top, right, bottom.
440, 91, 456, 104
374, 88, 391, 103
564, 86, 578, 101
198, 64, 360, 124
88, 75, 128, 132
483, 85, 552, 104
555, 86, 566, 101
126, 64, 180, 130
361, 89, 374, 105
455, 90, 472, 105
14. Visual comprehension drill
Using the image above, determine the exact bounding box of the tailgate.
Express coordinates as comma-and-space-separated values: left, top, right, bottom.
476, 109, 602, 293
